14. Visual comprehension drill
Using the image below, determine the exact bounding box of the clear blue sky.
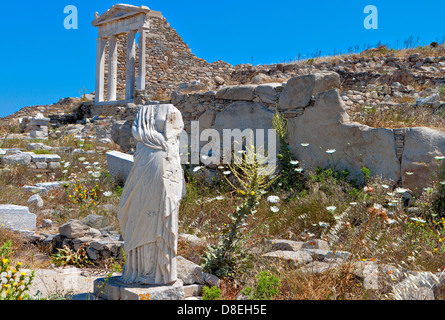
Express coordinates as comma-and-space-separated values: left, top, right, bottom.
0, 0, 443, 118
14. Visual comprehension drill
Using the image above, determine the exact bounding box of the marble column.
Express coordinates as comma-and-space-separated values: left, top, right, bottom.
95, 38, 107, 103
136, 29, 146, 91
125, 30, 137, 100
108, 35, 118, 101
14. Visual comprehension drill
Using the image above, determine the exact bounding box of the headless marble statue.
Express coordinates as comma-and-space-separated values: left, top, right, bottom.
117, 104, 185, 285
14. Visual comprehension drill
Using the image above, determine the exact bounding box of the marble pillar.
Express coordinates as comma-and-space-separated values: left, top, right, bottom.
95, 38, 107, 103
137, 29, 146, 91
108, 35, 118, 101
125, 30, 137, 100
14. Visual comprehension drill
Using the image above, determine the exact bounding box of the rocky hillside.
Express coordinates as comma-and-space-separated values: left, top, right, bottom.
0, 44, 444, 300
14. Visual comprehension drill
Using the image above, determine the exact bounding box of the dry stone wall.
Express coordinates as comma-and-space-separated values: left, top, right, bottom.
103, 14, 235, 101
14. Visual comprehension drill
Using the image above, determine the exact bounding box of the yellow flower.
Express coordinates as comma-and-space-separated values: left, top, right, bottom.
11, 268, 17, 274
2, 258, 9, 264
3, 283, 10, 288
20, 272, 26, 276
17, 262, 22, 266
250, 191, 255, 196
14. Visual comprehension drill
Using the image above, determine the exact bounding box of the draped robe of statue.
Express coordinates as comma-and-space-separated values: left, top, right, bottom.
118, 104, 185, 285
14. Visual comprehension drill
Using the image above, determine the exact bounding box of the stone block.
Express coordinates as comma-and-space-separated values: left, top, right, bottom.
2, 153, 32, 166
401, 127, 445, 194
31, 154, 61, 163
0, 204, 36, 231
279, 72, 340, 109
35, 162, 48, 169
215, 85, 257, 101
255, 83, 282, 104
94, 276, 185, 300
106, 151, 134, 183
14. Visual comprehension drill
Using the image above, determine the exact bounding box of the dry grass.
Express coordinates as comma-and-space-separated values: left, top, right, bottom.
349, 104, 445, 130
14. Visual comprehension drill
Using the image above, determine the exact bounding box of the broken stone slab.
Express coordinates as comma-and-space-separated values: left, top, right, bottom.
302, 239, 330, 251
262, 250, 313, 267
26, 266, 99, 299
93, 276, 185, 300
177, 256, 205, 285
266, 239, 304, 251
1, 153, 32, 166
303, 248, 351, 261
0, 204, 36, 231
26, 143, 53, 151
106, 150, 134, 183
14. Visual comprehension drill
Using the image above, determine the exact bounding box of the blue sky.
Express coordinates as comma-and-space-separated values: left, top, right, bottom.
0, 0, 443, 118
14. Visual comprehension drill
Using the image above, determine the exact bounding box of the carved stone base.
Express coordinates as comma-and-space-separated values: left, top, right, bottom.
93, 276, 185, 300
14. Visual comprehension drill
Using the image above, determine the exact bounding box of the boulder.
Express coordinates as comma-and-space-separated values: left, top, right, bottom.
278, 72, 340, 109
82, 214, 109, 230
59, 219, 89, 239
110, 120, 136, 152
27, 194, 44, 209
287, 89, 401, 184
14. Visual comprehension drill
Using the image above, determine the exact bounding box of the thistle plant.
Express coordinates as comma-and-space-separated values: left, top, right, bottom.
202, 147, 276, 278
0, 240, 35, 300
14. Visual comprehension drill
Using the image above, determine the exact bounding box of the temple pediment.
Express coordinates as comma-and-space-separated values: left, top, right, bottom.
92, 4, 162, 38
92, 4, 151, 27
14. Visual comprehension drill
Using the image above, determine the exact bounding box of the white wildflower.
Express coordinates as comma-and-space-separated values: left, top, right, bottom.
270, 206, 279, 213
267, 195, 280, 203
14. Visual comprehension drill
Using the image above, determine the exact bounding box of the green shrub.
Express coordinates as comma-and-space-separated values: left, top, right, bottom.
202, 286, 222, 300
241, 270, 281, 300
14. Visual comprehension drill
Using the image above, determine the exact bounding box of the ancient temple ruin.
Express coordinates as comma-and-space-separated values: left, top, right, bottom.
91, 4, 234, 105
92, 4, 159, 104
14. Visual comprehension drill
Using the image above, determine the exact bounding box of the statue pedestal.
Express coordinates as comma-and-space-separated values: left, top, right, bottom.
93, 276, 185, 300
